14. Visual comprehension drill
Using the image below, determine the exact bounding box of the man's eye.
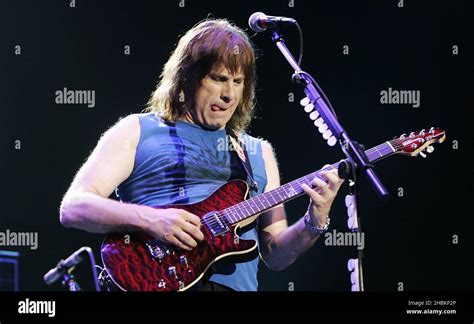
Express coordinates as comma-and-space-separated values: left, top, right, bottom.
234, 80, 243, 85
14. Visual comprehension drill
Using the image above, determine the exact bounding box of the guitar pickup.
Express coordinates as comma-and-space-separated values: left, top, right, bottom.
146, 243, 167, 260
203, 211, 230, 237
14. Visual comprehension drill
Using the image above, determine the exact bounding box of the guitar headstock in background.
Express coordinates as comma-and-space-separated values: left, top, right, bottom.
390, 127, 446, 158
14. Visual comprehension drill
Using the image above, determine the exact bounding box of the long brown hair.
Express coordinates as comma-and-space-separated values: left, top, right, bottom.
145, 18, 256, 134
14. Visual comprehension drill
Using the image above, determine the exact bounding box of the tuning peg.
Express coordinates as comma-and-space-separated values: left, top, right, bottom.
429, 127, 435, 133
409, 132, 415, 138
419, 151, 426, 158
426, 145, 434, 153
399, 133, 406, 139
419, 129, 425, 135
300, 97, 310, 106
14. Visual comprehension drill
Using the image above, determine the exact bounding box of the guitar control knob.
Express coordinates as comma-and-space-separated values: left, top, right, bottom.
426, 145, 434, 153
158, 279, 167, 289
168, 266, 178, 280
180, 255, 189, 268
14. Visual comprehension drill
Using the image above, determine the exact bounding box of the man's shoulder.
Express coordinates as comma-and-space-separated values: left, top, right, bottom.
244, 134, 273, 152
240, 133, 275, 164
112, 112, 165, 131
99, 113, 142, 144
116, 112, 153, 124
241, 133, 271, 148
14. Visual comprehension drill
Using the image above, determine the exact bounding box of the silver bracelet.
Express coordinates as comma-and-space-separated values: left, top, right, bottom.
304, 214, 330, 235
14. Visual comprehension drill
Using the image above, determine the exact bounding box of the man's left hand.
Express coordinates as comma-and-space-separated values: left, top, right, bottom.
301, 166, 345, 228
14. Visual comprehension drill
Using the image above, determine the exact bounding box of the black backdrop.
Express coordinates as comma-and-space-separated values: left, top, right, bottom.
0, 0, 472, 293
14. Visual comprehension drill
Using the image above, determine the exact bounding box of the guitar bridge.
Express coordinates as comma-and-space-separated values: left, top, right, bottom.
203, 211, 230, 237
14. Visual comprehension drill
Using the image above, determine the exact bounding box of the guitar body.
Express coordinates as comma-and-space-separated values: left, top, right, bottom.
101, 180, 257, 292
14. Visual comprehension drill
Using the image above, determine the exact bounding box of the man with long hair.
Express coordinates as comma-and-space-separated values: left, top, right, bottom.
59, 19, 344, 291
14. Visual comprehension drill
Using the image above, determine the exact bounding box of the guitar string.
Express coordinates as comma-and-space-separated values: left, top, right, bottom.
221, 140, 405, 223
166, 138, 423, 251
209, 140, 406, 228
152, 137, 428, 249
214, 133, 437, 227
215, 134, 438, 229
205, 140, 405, 229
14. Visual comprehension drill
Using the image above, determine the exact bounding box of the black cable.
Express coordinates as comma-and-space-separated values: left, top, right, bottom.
290, 22, 337, 119
294, 70, 338, 119
295, 21, 303, 66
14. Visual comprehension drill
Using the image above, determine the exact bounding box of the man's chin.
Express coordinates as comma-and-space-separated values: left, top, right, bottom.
202, 117, 229, 130
202, 121, 226, 131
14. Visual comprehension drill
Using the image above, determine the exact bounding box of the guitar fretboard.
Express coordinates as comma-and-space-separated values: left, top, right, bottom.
222, 139, 398, 225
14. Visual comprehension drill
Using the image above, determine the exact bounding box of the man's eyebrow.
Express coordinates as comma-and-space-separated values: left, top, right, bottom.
210, 72, 245, 80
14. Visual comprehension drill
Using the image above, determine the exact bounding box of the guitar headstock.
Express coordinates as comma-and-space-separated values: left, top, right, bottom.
391, 127, 446, 158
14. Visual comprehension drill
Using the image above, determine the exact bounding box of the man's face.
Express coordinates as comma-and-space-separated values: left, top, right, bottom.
188, 65, 244, 130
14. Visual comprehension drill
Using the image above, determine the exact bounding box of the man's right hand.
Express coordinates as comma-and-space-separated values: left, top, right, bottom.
142, 208, 205, 251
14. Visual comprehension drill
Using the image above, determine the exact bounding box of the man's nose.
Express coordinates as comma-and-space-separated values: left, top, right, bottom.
221, 82, 235, 104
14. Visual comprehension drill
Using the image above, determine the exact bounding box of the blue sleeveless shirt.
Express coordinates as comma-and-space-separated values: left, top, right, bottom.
116, 112, 267, 291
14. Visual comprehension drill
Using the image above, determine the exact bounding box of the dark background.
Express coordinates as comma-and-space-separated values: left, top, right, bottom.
0, 0, 471, 292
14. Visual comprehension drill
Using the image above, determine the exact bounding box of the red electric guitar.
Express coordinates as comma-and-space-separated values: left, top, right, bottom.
101, 128, 446, 291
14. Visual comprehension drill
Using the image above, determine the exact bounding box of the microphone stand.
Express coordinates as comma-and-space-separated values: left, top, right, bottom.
269, 29, 390, 291
45, 246, 101, 292
342, 161, 364, 291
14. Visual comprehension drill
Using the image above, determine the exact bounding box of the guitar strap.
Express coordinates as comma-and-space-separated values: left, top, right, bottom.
227, 129, 259, 193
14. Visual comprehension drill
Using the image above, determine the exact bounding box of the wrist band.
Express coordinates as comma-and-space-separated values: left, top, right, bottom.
304, 214, 330, 235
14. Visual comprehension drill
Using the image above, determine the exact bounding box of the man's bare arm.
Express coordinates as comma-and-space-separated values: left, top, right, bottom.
258, 141, 322, 271
59, 114, 204, 251
258, 140, 344, 271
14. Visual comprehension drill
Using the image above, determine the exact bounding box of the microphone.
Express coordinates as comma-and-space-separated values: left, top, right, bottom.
248, 12, 297, 33
43, 246, 91, 285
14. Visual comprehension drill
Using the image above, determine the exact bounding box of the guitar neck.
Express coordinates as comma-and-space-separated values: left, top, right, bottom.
222, 139, 400, 225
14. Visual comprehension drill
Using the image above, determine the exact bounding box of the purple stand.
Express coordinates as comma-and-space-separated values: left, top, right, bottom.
271, 30, 390, 199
